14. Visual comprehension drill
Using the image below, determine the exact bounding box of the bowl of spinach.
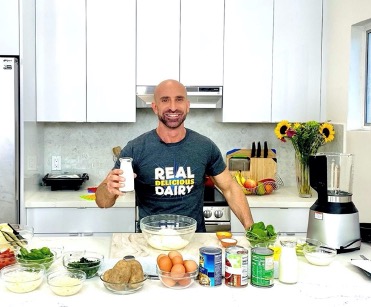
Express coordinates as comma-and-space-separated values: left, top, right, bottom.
63, 251, 104, 279
16, 246, 57, 271
245, 221, 278, 247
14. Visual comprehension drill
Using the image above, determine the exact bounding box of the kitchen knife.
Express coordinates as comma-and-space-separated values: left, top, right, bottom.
256, 142, 261, 158
263, 141, 268, 158
251, 142, 256, 157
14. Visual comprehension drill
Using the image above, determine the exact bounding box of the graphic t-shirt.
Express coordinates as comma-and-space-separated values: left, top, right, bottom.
114, 128, 226, 232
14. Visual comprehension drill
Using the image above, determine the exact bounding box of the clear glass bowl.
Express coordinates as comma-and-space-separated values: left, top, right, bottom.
140, 214, 196, 250
0, 263, 45, 293
47, 269, 86, 296
157, 265, 199, 289
303, 241, 337, 266
16, 248, 58, 271
100, 272, 147, 294
63, 251, 104, 279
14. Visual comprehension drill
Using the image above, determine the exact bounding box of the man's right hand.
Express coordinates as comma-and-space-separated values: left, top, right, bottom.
104, 168, 125, 196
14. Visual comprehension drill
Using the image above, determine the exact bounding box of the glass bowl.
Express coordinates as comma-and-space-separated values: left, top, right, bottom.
295, 237, 323, 256
100, 272, 148, 294
47, 269, 86, 296
157, 264, 199, 289
0, 263, 45, 293
140, 214, 196, 250
8, 224, 34, 243
303, 241, 337, 266
16, 247, 58, 271
63, 251, 104, 279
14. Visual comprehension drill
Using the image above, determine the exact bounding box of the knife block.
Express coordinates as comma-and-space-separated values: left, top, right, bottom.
227, 149, 277, 182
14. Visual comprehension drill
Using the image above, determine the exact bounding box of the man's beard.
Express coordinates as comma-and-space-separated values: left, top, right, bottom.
158, 111, 187, 129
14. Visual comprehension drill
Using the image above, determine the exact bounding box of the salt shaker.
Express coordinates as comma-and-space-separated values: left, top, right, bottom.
279, 239, 298, 284
119, 157, 134, 192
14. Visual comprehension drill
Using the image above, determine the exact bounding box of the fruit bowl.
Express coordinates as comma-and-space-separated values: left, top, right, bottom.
140, 214, 196, 250
234, 174, 284, 196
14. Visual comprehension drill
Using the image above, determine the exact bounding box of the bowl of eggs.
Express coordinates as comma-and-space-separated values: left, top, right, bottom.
157, 251, 199, 289
140, 214, 197, 250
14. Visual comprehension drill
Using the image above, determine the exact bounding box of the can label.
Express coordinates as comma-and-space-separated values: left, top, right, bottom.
251, 247, 274, 288
199, 247, 222, 286
225, 245, 248, 287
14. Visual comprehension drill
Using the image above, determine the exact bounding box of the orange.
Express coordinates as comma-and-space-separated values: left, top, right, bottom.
265, 183, 274, 194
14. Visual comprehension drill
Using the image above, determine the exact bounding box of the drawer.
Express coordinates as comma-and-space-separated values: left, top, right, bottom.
26, 207, 135, 234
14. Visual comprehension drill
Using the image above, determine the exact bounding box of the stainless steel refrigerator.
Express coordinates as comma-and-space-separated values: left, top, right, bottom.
0, 57, 19, 223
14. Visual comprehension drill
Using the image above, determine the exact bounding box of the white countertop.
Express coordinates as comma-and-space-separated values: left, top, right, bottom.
25, 186, 313, 209
1, 234, 370, 307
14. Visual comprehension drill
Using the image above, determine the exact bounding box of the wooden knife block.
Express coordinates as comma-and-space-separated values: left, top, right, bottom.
227, 149, 277, 182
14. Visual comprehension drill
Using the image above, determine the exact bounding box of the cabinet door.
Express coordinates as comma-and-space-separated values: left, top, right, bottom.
222, 0, 273, 122
271, 0, 322, 122
87, 0, 136, 122
26, 207, 135, 234
180, 0, 224, 86
231, 207, 309, 234
0, 0, 19, 55
137, 0, 180, 85
36, 0, 86, 122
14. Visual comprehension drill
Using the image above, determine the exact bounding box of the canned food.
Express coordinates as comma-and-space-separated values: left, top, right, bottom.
199, 247, 222, 286
250, 247, 274, 288
225, 245, 248, 287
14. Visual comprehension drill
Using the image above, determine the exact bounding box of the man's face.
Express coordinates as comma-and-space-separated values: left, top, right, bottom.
152, 82, 190, 129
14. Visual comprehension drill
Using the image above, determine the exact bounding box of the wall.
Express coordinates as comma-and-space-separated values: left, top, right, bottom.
322, 0, 371, 222
41, 110, 344, 188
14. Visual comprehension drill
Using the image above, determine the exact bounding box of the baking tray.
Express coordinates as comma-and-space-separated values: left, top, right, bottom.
42, 173, 89, 191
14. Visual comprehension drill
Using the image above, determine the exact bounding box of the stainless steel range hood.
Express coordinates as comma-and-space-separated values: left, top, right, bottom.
136, 85, 223, 108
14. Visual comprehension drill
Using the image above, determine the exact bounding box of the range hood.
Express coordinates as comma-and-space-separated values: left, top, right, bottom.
136, 85, 223, 109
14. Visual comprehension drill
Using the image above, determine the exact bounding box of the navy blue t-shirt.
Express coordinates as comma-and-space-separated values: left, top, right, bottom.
114, 128, 226, 232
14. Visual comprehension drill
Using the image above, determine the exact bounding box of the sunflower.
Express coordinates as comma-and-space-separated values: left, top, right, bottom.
319, 122, 335, 143
274, 120, 291, 140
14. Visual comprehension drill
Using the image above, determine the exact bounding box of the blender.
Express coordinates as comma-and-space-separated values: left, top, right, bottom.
307, 152, 361, 253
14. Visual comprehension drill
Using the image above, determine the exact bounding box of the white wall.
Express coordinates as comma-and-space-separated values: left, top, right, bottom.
323, 0, 371, 222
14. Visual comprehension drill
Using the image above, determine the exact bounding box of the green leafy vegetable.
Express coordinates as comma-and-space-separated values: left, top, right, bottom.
246, 221, 277, 246
67, 257, 101, 278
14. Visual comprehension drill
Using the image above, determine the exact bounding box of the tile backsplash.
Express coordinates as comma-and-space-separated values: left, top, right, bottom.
39, 109, 344, 188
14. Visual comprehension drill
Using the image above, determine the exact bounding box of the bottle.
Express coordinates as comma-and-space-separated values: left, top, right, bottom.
278, 239, 298, 284
119, 157, 134, 192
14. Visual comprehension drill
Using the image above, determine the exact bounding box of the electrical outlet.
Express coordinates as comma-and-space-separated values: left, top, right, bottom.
52, 156, 61, 171
27, 155, 37, 171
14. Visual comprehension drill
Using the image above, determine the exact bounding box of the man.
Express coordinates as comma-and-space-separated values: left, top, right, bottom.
95, 79, 254, 232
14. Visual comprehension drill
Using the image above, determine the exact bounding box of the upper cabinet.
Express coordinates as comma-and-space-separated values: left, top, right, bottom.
136, 0, 224, 86
36, 0, 136, 122
0, 0, 19, 55
222, 0, 322, 123
222, 0, 274, 122
271, 0, 322, 122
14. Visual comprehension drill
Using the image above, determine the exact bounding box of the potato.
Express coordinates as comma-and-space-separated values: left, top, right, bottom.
110, 259, 132, 283
128, 259, 144, 288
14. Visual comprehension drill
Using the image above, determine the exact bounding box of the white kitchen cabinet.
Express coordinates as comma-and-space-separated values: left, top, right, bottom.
36, 0, 86, 122
26, 207, 135, 235
36, 0, 136, 122
0, 0, 19, 55
136, 0, 224, 86
222, 0, 274, 122
271, 0, 322, 122
222, 0, 322, 123
231, 207, 310, 235
86, 0, 136, 122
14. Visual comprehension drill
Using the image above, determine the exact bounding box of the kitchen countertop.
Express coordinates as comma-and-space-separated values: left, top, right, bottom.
25, 186, 313, 209
1, 234, 370, 306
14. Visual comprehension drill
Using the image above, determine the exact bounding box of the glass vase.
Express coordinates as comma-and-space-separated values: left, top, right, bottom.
295, 152, 312, 198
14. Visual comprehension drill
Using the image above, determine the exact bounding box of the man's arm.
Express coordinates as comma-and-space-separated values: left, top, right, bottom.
95, 169, 124, 208
212, 168, 254, 230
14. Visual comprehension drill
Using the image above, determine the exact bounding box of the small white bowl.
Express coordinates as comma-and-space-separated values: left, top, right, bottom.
303, 244, 337, 266
47, 269, 86, 296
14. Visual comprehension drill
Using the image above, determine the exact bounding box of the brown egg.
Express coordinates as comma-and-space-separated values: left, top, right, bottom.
157, 253, 167, 264
161, 272, 177, 287
171, 255, 184, 266
183, 259, 198, 273
168, 250, 182, 260
177, 276, 192, 287
170, 263, 186, 278
158, 255, 172, 272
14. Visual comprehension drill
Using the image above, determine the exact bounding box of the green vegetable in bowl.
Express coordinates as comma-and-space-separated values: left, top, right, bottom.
246, 221, 277, 246
67, 257, 101, 278
18, 246, 54, 260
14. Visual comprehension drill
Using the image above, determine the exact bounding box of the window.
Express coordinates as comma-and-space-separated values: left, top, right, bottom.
366, 30, 371, 125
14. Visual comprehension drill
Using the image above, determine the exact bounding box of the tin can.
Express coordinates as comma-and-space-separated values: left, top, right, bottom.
225, 245, 248, 287
199, 247, 222, 286
250, 247, 274, 288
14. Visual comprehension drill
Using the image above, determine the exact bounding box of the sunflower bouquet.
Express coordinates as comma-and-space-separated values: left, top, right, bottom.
274, 120, 335, 197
